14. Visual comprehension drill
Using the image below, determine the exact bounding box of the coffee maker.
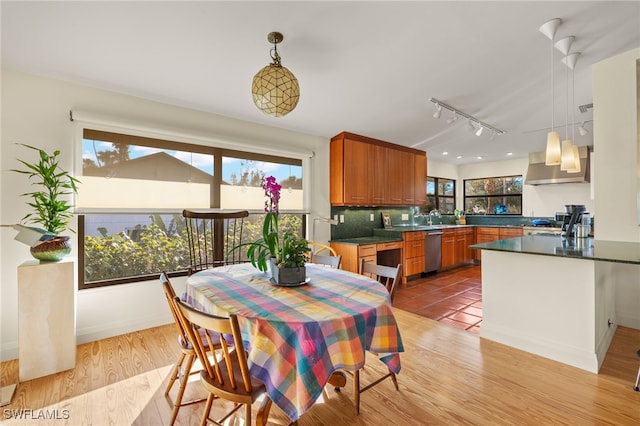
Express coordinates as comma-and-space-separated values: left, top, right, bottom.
557, 204, 586, 237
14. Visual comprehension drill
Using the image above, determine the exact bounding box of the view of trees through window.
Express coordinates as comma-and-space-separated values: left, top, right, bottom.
463, 175, 523, 215
79, 129, 304, 288
425, 177, 456, 214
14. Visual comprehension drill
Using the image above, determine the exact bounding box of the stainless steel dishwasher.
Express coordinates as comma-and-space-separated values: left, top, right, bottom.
424, 231, 442, 273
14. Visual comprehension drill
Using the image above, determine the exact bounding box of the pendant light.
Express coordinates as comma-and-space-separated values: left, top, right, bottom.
539, 19, 562, 165
566, 52, 582, 173
555, 36, 575, 171
252, 32, 300, 117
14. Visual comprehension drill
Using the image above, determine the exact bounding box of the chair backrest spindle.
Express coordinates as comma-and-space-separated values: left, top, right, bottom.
182, 209, 249, 275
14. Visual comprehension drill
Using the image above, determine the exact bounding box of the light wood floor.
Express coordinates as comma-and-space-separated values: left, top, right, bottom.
2, 309, 639, 425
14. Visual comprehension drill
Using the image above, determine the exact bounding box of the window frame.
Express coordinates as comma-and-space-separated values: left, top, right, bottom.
426, 176, 456, 214
463, 174, 523, 215
73, 114, 311, 289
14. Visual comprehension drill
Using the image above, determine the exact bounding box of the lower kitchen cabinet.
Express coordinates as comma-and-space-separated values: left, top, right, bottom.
474, 227, 523, 261
330, 240, 404, 280
442, 228, 475, 269
402, 231, 425, 282
441, 229, 456, 269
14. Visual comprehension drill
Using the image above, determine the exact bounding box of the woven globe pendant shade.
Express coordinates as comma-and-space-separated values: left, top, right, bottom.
252, 63, 300, 117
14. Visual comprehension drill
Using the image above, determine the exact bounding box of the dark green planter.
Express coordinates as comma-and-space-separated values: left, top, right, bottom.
269, 258, 306, 286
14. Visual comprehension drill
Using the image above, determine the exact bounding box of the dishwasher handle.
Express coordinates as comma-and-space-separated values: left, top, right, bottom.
426, 232, 443, 236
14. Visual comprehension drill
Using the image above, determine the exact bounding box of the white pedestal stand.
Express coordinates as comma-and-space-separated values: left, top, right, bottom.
17, 257, 77, 381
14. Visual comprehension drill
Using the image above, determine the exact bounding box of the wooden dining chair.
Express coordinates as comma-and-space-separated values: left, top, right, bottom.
182, 209, 250, 275
307, 241, 338, 257
347, 260, 402, 415
173, 297, 273, 426
311, 253, 342, 269
160, 272, 221, 425
359, 259, 402, 303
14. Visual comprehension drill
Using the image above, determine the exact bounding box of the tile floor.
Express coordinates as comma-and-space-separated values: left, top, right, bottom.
394, 264, 483, 333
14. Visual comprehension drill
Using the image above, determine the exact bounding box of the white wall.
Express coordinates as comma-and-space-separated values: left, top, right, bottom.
428, 157, 594, 218
592, 48, 640, 330
592, 48, 640, 243
0, 70, 329, 360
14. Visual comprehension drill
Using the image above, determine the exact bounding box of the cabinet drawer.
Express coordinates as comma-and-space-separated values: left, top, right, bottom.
404, 240, 424, 258
358, 245, 377, 257
476, 227, 499, 238
377, 241, 403, 251
359, 255, 377, 267
499, 228, 523, 238
403, 231, 425, 241
404, 258, 424, 276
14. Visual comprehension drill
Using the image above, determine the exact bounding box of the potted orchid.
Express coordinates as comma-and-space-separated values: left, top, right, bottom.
244, 176, 309, 284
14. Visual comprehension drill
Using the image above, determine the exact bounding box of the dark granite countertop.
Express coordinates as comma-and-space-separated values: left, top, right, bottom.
471, 234, 640, 265
329, 236, 403, 245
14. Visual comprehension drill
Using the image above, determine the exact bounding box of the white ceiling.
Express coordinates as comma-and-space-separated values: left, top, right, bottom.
2, 1, 639, 164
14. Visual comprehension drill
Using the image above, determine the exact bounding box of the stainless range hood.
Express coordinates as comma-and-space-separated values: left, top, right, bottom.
525, 146, 590, 185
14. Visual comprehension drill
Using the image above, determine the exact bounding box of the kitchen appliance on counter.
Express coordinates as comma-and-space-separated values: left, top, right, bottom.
556, 204, 586, 238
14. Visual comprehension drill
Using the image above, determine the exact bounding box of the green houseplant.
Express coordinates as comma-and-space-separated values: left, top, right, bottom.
12, 143, 80, 261
241, 176, 309, 284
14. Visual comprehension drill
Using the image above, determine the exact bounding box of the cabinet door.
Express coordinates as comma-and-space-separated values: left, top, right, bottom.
463, 229, 476, 263
475, 227, 499, 261
371, 144, 387, 205
343, 138, 371, 205
414, 153, 427, 205
441, 230, 456, 269
386, 148, 404, 205
401, 150, 415, 204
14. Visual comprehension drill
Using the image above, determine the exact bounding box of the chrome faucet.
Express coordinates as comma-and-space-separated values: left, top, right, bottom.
428, 209, 441, 225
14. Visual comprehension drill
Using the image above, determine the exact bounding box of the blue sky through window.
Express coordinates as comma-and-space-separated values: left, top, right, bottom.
82, 140, 301, 182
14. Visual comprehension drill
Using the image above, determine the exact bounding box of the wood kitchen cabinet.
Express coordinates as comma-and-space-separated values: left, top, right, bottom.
330, 239, 405, 284
441, 229, 457, 269
330, 136, 372, 205
402, 231, 425, 282
441, 227, 475, 269
474, 227, 523, 261
330, 132, 427, 206
414, 153, 427, 205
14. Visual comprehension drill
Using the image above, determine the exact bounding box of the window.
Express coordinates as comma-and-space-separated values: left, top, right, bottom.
463, 175, 523, 215
426, 177, 456, 214
78, 129, 306, 289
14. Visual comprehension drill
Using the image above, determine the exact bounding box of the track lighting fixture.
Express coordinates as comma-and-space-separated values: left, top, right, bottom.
433, 103, 442, 119
467, 119, 475, 132
578, 122, 589, 136
475, 125, 484, 137
429, 98, 505, 136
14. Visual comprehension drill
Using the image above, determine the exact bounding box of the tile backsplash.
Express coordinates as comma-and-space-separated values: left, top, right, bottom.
330, 206, 558, 240
330, 206, 421, 239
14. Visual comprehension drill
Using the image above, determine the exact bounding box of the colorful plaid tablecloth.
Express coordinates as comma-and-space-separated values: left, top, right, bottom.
185, 263, 404, 421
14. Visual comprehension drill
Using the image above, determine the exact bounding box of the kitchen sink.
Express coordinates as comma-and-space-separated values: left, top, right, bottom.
417, 224, 453, 229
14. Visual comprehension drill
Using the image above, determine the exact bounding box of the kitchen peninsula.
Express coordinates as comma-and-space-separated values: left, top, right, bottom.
472, 235, 640, 373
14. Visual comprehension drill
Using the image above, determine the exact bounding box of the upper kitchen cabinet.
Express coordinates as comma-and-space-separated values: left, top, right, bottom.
330, 132, 427, 206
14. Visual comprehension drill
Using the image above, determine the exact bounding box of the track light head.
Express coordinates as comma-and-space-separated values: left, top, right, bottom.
446, 112, 458, 124
433, 104, 442, 119
467, 119, 475, 132
475, 125, 484, 137
578, 122, 588, 136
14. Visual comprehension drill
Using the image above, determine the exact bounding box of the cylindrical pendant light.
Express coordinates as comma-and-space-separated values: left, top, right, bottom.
555, 36, 575, 171
540, 18, 562, 165
566, 52, 581, 173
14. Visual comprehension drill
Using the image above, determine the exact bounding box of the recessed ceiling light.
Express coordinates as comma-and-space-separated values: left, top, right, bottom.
476, 156, 483, 160
506, 152, 513, 156
456, 155, 463, 159
442, 151, 448, 156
